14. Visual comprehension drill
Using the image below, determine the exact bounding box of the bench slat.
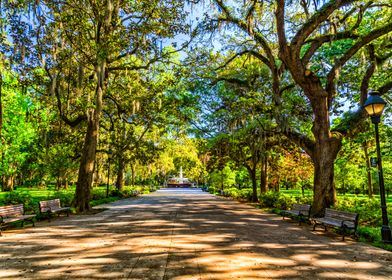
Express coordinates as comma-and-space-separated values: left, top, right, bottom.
324, 209, 358, 221
292, 203, 311, 212
39, 199, 70, 222
0, 204, 24, 217
39, 199, 63, 213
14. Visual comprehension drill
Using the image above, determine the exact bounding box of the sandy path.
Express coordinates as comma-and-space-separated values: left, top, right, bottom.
0, 188, 391, 279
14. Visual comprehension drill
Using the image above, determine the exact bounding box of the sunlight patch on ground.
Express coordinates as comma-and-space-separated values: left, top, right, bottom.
291, 253, 318, 262
318, 272, 390, 280
314, 259, 382, 269
257, 243, 288, 249
0, 269, 21, 278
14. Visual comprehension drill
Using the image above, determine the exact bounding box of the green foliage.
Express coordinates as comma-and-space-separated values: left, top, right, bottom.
238, 188, 253, 201
91, 188, 107, 201
209, 163, 236, 189
258, 191, 295, 209
208, 186, 218, 194
224, 187, 240, 199
356, 226, 382, 243
2, 191, 34, 212
43, 143, 78, 186
53, 191, 74, 207
0, 74, 37, 181
334, 196, 390, 227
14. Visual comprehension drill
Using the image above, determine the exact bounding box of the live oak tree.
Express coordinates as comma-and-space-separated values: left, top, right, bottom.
192, 52, 285, 201
12, 0, 192, 211
104, 54, 200, 190
211, 0, 392, 215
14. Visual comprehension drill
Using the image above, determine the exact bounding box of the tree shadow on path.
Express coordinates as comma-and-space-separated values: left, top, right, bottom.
0, 189, 391, 279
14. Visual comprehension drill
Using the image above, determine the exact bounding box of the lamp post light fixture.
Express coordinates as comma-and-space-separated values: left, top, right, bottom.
363, 91, 392, 243
106, 148, 113, 198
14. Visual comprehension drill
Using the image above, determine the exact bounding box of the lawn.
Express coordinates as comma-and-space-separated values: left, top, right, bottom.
0, 185, 155, 213
280, 189, 392, 203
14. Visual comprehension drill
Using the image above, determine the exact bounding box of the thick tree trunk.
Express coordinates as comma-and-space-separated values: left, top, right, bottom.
131, 164, 135, 186
362, 141, 373, 198
310, 97, 341, 216
274, 177, 280, 192
56, 176, 61, 190
74, 116, 100, 212
63, 177, 68, 189
3, 175, 14, 191
246, 165, 258, 202
116, 156, 124, 191
74, 63, 105, 212
260, 157, 268, 193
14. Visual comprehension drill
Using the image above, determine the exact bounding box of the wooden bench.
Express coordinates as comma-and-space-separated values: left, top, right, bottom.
281, 203, 311, 225
311, 208, 359, 240
39, 199, 70, 221
0, 204, 35, 236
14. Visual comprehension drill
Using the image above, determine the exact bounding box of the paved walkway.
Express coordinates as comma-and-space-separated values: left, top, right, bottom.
0, 188, 391, 280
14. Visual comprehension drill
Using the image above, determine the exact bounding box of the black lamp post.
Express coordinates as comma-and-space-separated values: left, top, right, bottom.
106, 148, 113, 198
363, 91, 392, 243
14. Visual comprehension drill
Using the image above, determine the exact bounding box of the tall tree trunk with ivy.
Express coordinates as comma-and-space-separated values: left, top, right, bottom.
260, 157, 268, 194
74, 62, 105, 211
116, 156, 125, 191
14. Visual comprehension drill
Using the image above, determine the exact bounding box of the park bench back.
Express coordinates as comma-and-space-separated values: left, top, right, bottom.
291, 203, 311, 216
39, 199, 62, 213
0, 204, 24, 218
324, 208, 358, 229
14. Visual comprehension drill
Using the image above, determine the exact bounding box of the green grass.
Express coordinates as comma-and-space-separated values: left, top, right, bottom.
0, 185, 158, 211
280, 189, 392, 203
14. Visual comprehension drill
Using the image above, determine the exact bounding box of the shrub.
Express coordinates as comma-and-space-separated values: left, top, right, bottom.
2, 191, 35, 212
258, 191, 281, 208
91, 188, 107, 200
295, 195, 313, 205
224, 187, 240, 199
208, 186, 217, 194
109, 189, 124, 198
257, 191, 296, 209
238, 188, 253, 201
334, 196, 386, 227
275, 195, 295, 210
53, 191, 74, 207
356, 226, 381, 243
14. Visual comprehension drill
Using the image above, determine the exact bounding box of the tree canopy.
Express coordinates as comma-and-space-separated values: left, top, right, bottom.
0, 0, 391, 217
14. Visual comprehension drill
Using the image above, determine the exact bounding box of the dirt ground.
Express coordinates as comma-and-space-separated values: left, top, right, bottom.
0, 188, 391, 280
